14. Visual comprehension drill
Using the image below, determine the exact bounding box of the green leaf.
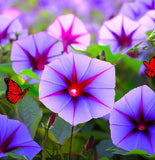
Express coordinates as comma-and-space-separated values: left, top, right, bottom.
86, 44, 106, 58
0, 71, 8, 93
125, 149, 149, 156
103, 45, 122, 64
49, 116, 72, 144
0, 63, 15, 74
18, 96, 42, 138
0, 90, 4, 96
122, 55, 143, 74
6, 149, 28, 160
20, 68, 40, 81
96, 139, 113, 159
100, 157, 109, 160
76, 131, 110, 141
62, 137, 85, 154
37, 128, 58, 144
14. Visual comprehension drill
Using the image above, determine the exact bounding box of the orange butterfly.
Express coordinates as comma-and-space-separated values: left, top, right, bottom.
143, 56, 155, 77
4, 78, 30, 104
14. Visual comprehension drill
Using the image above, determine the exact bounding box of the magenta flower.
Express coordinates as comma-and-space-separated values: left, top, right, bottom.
139, 10, 155, 32
110, 85, 155, 155
39, 53, 115, 126
0, 15, 23, 44
11, 31, 63, 81
2, 8, 21, 19
0, 114, 41, 159
98, 14, 147, 54
47, 14, 90, 53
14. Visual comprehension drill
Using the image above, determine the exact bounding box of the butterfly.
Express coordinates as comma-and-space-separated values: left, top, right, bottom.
4, 78, 30, 104
143, 56, 155, 77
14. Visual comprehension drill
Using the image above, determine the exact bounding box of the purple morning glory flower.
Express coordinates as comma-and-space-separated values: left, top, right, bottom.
0, 15, 23, 44
0, 0, 18, 11
110, 85, 155, 155
119, 1, 148, 20
0, 114, 41, 159
47, 14, 91, 53
11, 31, 63, 81
139, 10, 155, 32
138, 0, 155, 10
39, 53, 115, 126
98, 14, 147, 54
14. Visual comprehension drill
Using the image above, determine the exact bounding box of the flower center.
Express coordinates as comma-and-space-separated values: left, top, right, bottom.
138, 124, 146, 131
36, 62, 45, 70
69, 88, 79, 97
121, 39, 131, 46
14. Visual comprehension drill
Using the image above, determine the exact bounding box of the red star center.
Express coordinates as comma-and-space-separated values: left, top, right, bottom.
69, 88, 79, 97
138, 124, 146, 131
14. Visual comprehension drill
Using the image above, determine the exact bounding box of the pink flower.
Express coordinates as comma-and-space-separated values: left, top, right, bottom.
47, 14, 90, 53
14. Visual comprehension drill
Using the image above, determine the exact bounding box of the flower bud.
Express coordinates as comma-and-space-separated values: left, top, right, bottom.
86, 136, 94, 152
49, 112, 56, 126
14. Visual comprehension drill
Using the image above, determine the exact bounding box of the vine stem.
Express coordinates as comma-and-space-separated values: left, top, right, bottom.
42, 127, 48, 160
69, 126, 74, 160
14, 104, 19, 120
113, 41, 144, 66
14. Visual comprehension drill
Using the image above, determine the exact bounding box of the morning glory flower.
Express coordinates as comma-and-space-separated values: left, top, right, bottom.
98, 14, 147, 54
119, 1, 147, 20
2, 8, 21, 19
138, 0, 155, 10
139, 10, 155, 32
120, 0, 155, 20
39, 53, 115, 126
11, 31, 63, 81
47, 14, 90, 53
0, 114, 41, 159
0, 15, 23, 44
110, 85, 155, 155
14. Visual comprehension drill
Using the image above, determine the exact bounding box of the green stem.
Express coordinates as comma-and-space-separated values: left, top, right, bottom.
114, 41, 145, 66
42, 127, 49, 160
14, 104, 19, 120
69, 126, 74, 160
0, 101, 7, 115
59, 145, 64, 160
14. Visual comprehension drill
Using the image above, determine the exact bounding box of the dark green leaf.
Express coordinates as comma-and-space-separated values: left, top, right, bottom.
18, 96, 42, 138
96, 139, 113, 159
49, 116, 72, 144
122, 55, 142, 74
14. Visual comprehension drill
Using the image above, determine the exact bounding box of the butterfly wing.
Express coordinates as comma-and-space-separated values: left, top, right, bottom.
143, 57, 155, 77
4, 78, 30, 104
20, 87, 30, 99
145, 69, 153, 77
143, 61, 151, 77
150, 56, 155, 70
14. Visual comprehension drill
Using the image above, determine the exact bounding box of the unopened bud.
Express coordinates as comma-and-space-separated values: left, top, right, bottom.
49, 112, 56, 126
86, 136, 94, 152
